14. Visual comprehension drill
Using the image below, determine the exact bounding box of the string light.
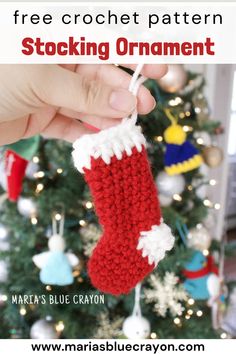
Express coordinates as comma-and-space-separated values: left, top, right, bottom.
72, 270, 80, 277
209, 179, 217, 186
19, 307, 27, 316
79, 219, 86, 227
0, 294, 7, 302
173, 194, 182, 202
185, 111, 191, 117
78, 277, 84, 283
185, 315, 190, 320
33, 156, 39, 163
220, 332, 227, 339
85, 201, 93, 209
188, 298, 195, 305
46, 285, 52, 291
57, 168, 63, 174
154, 136, 163, 142
195, 107, 201, 114
56, 321, 65, 332
55, 213, 62, 221
183, 126, 193, 132
197, 138, 204, 145
188, 185, 193, 191
169, 97, 182, 106
31, 217, 38, 225
214, 203, 221, 210
150, 332, 157, 339
173, 317, 181, 325
196, 310, 203, 317
203, 199, 213, 208
203, 249, 209, 256
187, 309, 193, 315
179, 112, 185, 119
36, 183, 44, 193
34, 171, 45, 178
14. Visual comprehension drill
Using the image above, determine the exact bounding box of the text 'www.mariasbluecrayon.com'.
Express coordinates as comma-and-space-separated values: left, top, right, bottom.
31, 341, 205, 353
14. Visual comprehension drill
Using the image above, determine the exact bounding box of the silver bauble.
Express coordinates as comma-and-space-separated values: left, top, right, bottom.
17, 197, 37, 218
156, 172, 185, 197
187, 225, 211, 251
0, 260, 8, 283
159, 193, 173, 207
122, 315, 151, 339
157, 64, 187, 93
25, 161, 39, 180
0, 224, 10, 251
30, 319, 59, 339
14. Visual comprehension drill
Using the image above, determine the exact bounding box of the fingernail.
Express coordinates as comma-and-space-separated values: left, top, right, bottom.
109, 89, 137, 113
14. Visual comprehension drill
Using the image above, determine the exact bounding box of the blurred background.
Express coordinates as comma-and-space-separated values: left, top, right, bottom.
0, 64, 236, 340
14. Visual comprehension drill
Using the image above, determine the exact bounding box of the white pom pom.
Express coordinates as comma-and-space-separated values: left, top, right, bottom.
137, 223, 175, 266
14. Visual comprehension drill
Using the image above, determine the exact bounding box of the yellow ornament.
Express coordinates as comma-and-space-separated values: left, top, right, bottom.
164, 124, 186, 145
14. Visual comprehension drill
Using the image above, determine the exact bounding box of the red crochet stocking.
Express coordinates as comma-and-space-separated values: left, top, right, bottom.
72, 119, 174, 295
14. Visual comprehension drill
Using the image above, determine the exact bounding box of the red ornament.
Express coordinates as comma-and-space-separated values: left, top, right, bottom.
5, 150, 28, 202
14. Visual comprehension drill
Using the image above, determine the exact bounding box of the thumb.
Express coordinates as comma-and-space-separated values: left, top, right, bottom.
39, 65, 137, 118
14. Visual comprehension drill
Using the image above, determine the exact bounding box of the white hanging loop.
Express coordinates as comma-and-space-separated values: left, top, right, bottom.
52, 213, 65, 236
132, 283, 142, 318
123, 64, 146, 125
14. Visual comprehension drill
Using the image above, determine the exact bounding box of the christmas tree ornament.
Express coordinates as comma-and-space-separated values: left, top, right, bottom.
33, 215, 79, 286
183, 251, 220, 301
202, 145, 223, 168
156, 171, 185, 197
5, 150, 28, 202
0, 158, 7, 191
163, 109, 202, 175
0, 260, 8, 283
144, 272, 188, 317
194, 131, 212, 146
0, 223, 10, 251
187, 225, 212, 252
80, 223, 101, 257
123, 283, 151, 339
72, 64, 174, 295
157, 64, 187, 93
93, 312, 123, 339
30, 319, 59, 339
221, 288, 236, 337
159, 193, 173, 207
17, 197, 37, 218
25, 161, 39, 180
4, 136, 40, 201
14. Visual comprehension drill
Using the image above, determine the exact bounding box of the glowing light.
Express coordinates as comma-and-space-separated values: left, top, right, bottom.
150, 332, 157, 339
179, 112, 185, 119
196, 310, 203, 317
36, 183, 44, 193
188, 185, 193, 191
79, 220, 86, 227
195, 107, 201, 114
214, 203, 221, 210
183, 126, 193, 132
209, 179, 217, 186
31, 217, 38, 225
35, 171, 45, 178
55, 213, 62, 221
203, 199, 213, 208
188, 298, 195, 305
185, 111, 191, 117
197, 138, 204, 145
46, 285, 52, 291
173, 194, 182, 202
196, 223, 202, 229
221, 332, 227, 339
57, 168, 63, 174
85, 201, 93, 209
169, 97, 182, 106
185, 315, 190, 320
20, 307, 27, 316
0, 294, 7, 302
203, 249, 209, 256
33, 156, 39, 163
154, 136, 163, 142
187, 309, 193, 315
174, 318, 181, 325
56, 321, 65, 332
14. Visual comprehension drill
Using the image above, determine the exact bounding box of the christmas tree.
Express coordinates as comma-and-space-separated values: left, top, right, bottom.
0, 65, 227, 339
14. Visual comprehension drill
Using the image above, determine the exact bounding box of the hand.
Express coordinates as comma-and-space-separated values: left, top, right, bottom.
0, 64, 167, 145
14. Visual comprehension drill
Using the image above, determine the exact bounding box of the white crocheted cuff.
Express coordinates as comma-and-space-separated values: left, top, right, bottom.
72, 119, 146, 173
137, 223, 175, 266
